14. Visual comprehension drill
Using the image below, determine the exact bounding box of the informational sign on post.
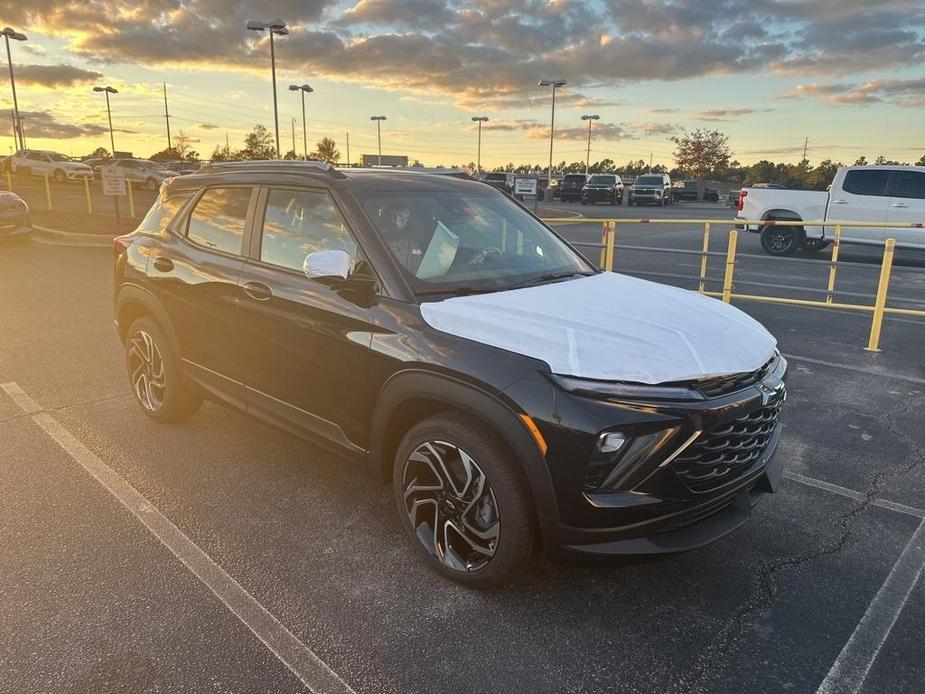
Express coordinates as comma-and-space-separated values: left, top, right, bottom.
514, 177, 538, 197
100, 165, 126, 196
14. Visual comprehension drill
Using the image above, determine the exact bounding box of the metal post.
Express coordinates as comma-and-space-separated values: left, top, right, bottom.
163, 82, 171, 152
43, 175, 52, 209
605, 221, 617, 272
476, 119, 482, 174
699, 222, 711, 294
83, 176, 92, 213
269, 29, 280, 158
4, 34, 23, 150
722, 230, 738, 303
865, 238, 896, 352
585, 117, 592, 175
5, 170, 11, 192
376, 120, 382, 166
547, 84, 557, 197
598, 221, 608, 268
105, 90, 115, 154
301, 89, 307, 159
346, 131, 350, 166
127, 179, 135, 218
825, 224, 842, 304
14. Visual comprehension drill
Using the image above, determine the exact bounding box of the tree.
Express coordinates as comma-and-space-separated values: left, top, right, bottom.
311, 137, 340, 163
172, 130, 198, 159
671, 129, 731, 199
91, 146, 109, 157
210, 143, 238, 162
917, 154, 925, 167
151, 147, 181, 162
282, 149, 299, 160
240, 124, 276, 160
854, 156, 868, 166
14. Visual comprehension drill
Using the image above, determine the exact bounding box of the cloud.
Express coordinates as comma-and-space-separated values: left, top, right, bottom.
694, 107, 774, 121
16, 109, 136, 139
630, 121, 678, 135
777, 82, 854, 99
778, 77, 925, 106
197, 123, 220, 130
13, 63, 102, 87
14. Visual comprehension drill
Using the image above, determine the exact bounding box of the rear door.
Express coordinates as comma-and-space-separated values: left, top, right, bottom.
146, 184, 257, 408
236, 186, 378, 452
829, 168, 892, 244
886, 170, 925, 249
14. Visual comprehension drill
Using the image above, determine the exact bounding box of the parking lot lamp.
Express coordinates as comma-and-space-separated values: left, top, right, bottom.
538, 79, 566, 196
370, 116, 386, 166
2, 27, 27, 151
247, 18, 289, 159
581, 114, 599, 175
471, 116, 489, 176
288, 84, 313, 159
93, 86, 119, 155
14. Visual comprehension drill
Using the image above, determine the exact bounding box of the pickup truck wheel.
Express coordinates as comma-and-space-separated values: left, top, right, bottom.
760, 224, 801, 256
393, 412, 536, 588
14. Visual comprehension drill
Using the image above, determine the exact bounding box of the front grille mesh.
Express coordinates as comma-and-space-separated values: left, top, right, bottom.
673, 393, 783, 493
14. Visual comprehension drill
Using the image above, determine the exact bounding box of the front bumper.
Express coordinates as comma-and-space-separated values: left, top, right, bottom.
582, 188, 618, 202
631, 190, 663, 204
0, 212, 31, 237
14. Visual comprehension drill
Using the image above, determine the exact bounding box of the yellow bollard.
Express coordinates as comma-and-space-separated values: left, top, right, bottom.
698, 221, 711, 294
44, 175, 52, 209
721, 229, 738, 303
604, 221, 617, 271
865, 238, 896, 352
598, 221, 608, 268
83, 176, 93, 214
5, 170, 11, 192
825, 224, 842, 304
127, 179, 135, 218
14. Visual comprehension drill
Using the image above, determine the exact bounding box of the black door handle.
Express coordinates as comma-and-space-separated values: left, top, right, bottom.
242, 281, 272, 301
153, 256, 174, 272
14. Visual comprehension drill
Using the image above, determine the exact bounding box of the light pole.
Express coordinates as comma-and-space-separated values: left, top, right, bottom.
471, 116, 488, 176
93, 86, 118, 155
288, 84, 313, 159
581, 114, 599, 175
2, 27, 27, 151
370, 116, 386, 166
538, 79, 566, 197
247, 18, 289, 159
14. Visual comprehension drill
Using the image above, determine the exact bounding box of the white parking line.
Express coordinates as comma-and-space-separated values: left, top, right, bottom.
816, 517, 925, 694
0, 382, 356, 694
784, 471, 925, 519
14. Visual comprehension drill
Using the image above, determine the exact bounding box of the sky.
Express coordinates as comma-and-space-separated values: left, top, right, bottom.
0, 0, 923, 169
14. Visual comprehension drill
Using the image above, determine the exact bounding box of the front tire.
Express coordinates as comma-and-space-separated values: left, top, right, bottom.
125, 317, 201, 422
760, 223, 802, 256
393, 412, 536, 588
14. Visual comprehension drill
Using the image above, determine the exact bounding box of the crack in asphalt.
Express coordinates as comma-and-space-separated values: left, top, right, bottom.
669, 395, 924, 694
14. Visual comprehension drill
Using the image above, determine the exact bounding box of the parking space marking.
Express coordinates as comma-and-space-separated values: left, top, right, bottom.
816, 517, 925, 694
0, 382, 356, 694
783, 471, 925, 519
782, 354, 925, 385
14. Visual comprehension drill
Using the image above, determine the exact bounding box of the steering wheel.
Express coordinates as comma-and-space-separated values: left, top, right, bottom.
469, 247, 504, 265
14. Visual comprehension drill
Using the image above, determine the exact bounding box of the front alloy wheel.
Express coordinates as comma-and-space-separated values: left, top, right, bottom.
128, 329, 166, 413
402, 441, 500, 572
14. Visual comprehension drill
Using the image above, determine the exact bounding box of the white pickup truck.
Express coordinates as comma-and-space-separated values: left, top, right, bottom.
736, 165, 925, 256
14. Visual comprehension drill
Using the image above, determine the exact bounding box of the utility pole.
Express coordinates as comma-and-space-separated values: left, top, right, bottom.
2, 27, 27, 151
539, 79, 566, 197
802, 137, 809, 162
291, 117, 296, 157
649, 152, 653, 171
163, 82, 171, 153
246, 19, 289, 159
370, 116, 386, 166
581, 114, 599, 175
471, 116, 489, 176
346, 131, 350, 166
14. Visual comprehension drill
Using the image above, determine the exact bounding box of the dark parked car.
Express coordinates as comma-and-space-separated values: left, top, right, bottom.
483, 171, 512, 194
582, 174, 623, 205
672, 180, 720, 203
559, 174, 587, 202
0, 191, 31, 240
113, 160, 786, 587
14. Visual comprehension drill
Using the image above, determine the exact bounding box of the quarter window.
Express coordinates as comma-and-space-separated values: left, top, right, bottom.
842, 169, 891, 197
187, 187, 252, 255
137, 191, 191, 236
894, 171, 925, 200
260, 189, 358, 273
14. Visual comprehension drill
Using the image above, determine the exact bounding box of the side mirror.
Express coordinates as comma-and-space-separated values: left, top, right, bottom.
303, 249, 351, 280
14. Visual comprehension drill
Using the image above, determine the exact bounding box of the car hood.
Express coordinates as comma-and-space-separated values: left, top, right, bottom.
420, 272, 776, 384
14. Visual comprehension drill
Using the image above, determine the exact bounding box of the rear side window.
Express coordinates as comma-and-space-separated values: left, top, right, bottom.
843, 169, 891, 197
260, 189, 358, 273
187, 187, 252, 255
136, 191, 190, 236
894, 171, 925, 200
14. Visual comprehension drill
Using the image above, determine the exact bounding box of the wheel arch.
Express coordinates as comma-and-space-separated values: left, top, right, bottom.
761, 208, 803, 223
115, 284, 181, 357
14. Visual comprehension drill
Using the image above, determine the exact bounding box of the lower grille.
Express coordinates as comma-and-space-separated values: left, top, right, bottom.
673, 394, 783, 493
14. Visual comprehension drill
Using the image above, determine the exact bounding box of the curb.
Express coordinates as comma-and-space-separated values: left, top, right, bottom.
32, 225, 115, 248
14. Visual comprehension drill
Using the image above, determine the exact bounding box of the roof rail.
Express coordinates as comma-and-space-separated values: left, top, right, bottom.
197, 159, 344, 177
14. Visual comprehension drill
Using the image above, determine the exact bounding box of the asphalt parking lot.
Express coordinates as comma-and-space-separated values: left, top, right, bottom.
1, 206, 923, 693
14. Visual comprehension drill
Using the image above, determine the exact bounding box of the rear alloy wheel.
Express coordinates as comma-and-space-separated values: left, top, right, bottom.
394, 413, 535, 588
125, 317, 201, 422
760, 224, 802, 256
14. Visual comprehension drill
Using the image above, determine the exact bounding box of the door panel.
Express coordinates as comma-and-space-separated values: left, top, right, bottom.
238, 187, 377, 451
831, 168, 892, 243
886, 170, 925, 248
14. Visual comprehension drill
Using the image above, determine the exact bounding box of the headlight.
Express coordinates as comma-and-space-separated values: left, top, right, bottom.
585, 426, 681, 491
549, 373, 704, 401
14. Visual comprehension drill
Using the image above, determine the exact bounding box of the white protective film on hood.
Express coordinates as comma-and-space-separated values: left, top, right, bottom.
420, 272, 777, 384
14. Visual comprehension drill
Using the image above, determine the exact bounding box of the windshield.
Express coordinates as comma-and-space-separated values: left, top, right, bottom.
636, 176, 663, 186
358, 189, 594, 297
48, 153, 72, 162
563, 175, 585, 184
588, 175, 615, 185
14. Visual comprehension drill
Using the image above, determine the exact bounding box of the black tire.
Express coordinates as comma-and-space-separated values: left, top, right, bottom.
760, 223, 802, 257
124, 316, 201, 422
393, 411, 536, 588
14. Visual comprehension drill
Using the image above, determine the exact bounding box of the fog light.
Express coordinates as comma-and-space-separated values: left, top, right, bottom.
597, 431, 627, 454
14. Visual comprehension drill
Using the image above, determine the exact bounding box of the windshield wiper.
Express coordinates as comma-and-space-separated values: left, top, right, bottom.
508, 271, 594, 290
416, 286, 502, 298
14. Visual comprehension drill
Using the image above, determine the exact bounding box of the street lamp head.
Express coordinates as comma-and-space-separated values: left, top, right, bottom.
370, 115, 386, 121
290, 84, 313, 93
581, 114, 600, 121
2, 27, 27, 40
472, 116, 489, 122
538, 79, 567, 88
94, 86, 118, 94
247, 19, 287, 33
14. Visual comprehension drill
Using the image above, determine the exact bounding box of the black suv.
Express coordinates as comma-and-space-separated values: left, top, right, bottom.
581, 174, 624, 205
114, 161, 786, 588
558, 174, 587, 202
673, 180, 720, 203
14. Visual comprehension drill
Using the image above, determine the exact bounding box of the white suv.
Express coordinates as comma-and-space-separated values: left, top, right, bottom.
10, 150, 93, 183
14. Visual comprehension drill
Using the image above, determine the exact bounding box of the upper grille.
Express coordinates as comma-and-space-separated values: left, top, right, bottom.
673, 392, 783, 493
693, 356, 776, 398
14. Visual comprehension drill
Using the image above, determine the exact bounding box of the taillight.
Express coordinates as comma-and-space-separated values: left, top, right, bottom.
737, 189, 747, 211
113, 234, 132, 261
